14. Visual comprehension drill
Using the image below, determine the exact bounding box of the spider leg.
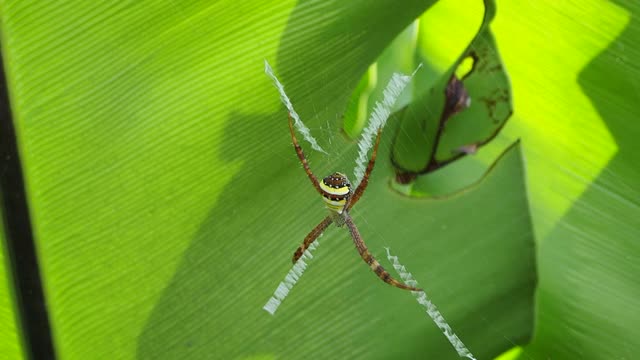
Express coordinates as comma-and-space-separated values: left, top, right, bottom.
347, 128, 382, 210
288, 112, 323, 196
292, 216, 333, 263
343, 212, 421, 291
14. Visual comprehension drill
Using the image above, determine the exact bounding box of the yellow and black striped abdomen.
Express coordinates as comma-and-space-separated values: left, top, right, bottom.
319, 172, 351, 214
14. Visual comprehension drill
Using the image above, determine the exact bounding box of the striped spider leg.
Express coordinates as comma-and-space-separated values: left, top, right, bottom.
287, 113, 421, 292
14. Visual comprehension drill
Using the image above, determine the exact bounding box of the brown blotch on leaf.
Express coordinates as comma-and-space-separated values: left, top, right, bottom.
443, 76, 471, 121
479, 88, 509, 122
394, 171, 417, 185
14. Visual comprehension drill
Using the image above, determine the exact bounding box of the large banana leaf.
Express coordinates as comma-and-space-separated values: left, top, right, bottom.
1, 0, 638, 359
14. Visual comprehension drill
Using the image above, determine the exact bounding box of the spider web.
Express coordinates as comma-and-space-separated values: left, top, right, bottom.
262, 64, 476, 360
386, 248, 477, 360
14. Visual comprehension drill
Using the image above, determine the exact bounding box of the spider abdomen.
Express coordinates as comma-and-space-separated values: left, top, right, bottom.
319, 172, 351, 214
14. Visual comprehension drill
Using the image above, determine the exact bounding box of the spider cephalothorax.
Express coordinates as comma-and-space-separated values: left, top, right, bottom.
287, 113, 420, 292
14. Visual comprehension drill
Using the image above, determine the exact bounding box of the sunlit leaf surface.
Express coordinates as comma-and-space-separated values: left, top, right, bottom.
418, 0, 640, 358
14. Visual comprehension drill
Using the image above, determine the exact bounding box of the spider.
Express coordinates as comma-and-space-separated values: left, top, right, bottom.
287, 113, 421, 292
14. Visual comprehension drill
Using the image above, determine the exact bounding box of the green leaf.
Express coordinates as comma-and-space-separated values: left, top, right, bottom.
14, 0, 640, 359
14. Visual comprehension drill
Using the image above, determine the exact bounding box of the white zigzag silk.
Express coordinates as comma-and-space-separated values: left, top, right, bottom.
385, 247, 477, 360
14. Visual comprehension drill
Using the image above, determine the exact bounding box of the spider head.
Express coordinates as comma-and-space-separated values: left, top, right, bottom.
319, 172, 351, 214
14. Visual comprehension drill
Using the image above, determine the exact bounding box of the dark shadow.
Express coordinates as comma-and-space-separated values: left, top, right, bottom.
522, 1, 640, 358
135, 110, 316, 359
0, 37, 56, 359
